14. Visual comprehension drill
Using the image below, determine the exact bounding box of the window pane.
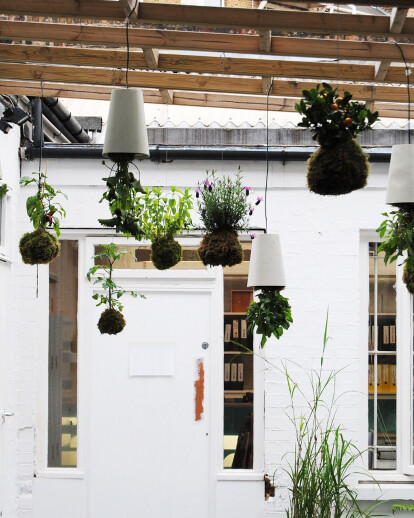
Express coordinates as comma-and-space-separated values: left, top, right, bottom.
368, 243, 396, 470
223, 244, 253, 469
48, 241, 78, 467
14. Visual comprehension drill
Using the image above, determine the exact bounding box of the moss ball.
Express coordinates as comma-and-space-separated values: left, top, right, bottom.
19, 228, 60, 265
151, 236, 182, 270
403, 262, 414, 295
307, 138, 370, 196
198, 230, 243, 267
97, 308, 126, 335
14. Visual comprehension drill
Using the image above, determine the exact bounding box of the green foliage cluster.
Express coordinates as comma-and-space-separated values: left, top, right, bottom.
393, 504, 414, 514
138, 186, 193, 240
246, 289, 292, 347
99, 159, 145, 238
197, 169, 252, 232
295, 82, 378, 148
283, 318, 378, 518
377, 208, 414, 265
19, 228, 60, 265
87, 243, 145, 314
20, 171, 67, 236
0, 183, 8, 200
151, 236, 182, 270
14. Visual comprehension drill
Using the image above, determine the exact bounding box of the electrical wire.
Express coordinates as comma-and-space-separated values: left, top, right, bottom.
125, 0, 140, 89
265, 79, 273, 234
391, 40, 411, 144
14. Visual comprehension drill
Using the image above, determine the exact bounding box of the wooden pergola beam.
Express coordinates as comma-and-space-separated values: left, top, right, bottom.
2, 21, 414, 63
118, 0, 139, 18
0, 1, 413, 38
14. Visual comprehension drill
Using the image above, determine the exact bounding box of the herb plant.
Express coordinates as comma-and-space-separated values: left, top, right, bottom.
87, 243, 145, 335
99, 159, 145, 239
0, 183, 8, 200
377, 208, 414, 265
246, 289, 292, 347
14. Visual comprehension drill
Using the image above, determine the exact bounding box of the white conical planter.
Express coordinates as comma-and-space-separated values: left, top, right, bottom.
247, 233, 286, 290
103, 88, 149, 160
386, 144, 414, 205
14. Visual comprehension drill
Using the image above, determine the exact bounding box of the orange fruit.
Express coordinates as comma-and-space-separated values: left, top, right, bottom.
331, 103, 338, 110
344, 117, 353, 127
336, 97, 343, 104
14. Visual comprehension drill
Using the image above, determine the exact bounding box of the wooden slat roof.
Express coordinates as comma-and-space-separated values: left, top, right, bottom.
0, 0, 413, 118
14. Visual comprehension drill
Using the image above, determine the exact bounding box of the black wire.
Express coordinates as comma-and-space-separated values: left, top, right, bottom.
265, 80, 273, 234
125, 0, 139, 89
392, 40, 411, 144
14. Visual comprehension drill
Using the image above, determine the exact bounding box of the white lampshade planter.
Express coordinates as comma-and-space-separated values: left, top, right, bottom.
103, 88, 149, 160
247, 233, 286, 290
386, 144, 414, 205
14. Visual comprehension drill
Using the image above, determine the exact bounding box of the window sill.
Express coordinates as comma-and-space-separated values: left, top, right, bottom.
35, 469, 84, 479
216, 471, 264, 481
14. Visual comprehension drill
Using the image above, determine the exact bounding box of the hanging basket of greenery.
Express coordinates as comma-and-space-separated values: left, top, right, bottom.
196, 170, 257, 267
245, 288, 292, 347
137, 186, 193, 270
98, 158, 145, 239
295, 82, 378, 196
19, 168, 66, 265
87, 243, 145, 335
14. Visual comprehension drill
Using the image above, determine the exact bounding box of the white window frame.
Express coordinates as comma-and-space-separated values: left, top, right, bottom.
359, 233, 414, 485
0, 189, 11, 261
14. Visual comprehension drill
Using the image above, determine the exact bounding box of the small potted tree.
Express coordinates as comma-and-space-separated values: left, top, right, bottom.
19, 168, 66, 265
295, 82, 378, 196
197, 170, 257, 267
138, 186, 193, 270
87, 243, 145, 335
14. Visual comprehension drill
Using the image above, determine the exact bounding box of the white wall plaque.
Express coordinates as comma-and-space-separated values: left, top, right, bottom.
129, 342, 175, 376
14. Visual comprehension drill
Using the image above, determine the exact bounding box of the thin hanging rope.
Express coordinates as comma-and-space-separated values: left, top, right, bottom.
265, 80, 273, 234
125, 0, 139, 89
392, 40, 411, 144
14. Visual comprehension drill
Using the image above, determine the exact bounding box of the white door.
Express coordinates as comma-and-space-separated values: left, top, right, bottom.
88, 272, 220, 518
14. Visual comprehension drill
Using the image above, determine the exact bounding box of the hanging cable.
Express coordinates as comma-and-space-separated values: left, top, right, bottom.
265, 79, 273, 234
125, 0, 139, 89
391, 40, 411, 144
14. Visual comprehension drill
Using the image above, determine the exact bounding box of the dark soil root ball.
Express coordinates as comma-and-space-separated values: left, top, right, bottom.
97, 308, 126, 335
403, 262, 414, 295
151, 236, 182, 270
19, 228, 60, 265
307, 138, 370, 196
198, 230, 243, 267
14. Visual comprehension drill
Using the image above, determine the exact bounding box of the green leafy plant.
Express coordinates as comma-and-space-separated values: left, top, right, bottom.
98, 159, 145, 239
137, 186, 193, 270
19, 168, 67, 265
283, 317, 380, 518
295, 82, 378, 148
87, 243, 145, 335
196, 169, 257, 267
246, 288, 292, 347
393, 504, 414, 513
0, 183, 8, 200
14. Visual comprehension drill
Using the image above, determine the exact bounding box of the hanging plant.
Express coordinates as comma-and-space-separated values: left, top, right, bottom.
0, 183, 8, 200
295, 82, 378, 196
138, 186, 193, 270
87, 243, 145, 335
19, 168, 66, 265
245, 289, 292, 347
98, 159, 145, 239
377, 207, 414, 293
196, 170, 257, 267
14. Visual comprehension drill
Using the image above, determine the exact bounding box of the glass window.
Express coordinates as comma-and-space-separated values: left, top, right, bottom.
368, 242, 397, 470
223, 244, 254, 469
48, 240, 78, 467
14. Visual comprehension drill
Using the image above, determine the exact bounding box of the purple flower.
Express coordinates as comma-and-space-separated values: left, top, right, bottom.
244, 187, 251, 196
202, 180, 212, 190
195, 188, 200, 198
250, 233, 257, 240
255, 196, 263, 206
249, 207, 255, 216
227, 185, 233, 189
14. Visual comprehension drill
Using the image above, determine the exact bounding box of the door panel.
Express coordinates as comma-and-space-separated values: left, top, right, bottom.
89, 287, 213, 518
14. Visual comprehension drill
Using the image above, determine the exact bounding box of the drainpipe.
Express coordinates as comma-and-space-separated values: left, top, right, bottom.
31, 98, 43, 149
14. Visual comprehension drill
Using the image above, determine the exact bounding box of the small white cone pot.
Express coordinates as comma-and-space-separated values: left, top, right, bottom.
247, 233, 286, 290
103, 88, 149, 160
386, 144, 414, 205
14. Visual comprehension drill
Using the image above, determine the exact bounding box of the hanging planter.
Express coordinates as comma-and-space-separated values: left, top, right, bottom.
87, 243, 145, 335
196, 170, 258, 267
19, 168, 66, 265
385, 144, 414, 207
295, 82, 378, 196
247, 233, 286, 290
100, 88, 149, 238
137, 186, 193, 270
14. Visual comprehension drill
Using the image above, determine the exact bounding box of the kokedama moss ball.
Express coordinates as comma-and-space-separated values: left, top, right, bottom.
97, 308, 126, 335
151, 236, 182, 270
403, 262, 414, 295
198, 230, 243, 267
19, 228, 60, 265
307, 138, 369, 196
